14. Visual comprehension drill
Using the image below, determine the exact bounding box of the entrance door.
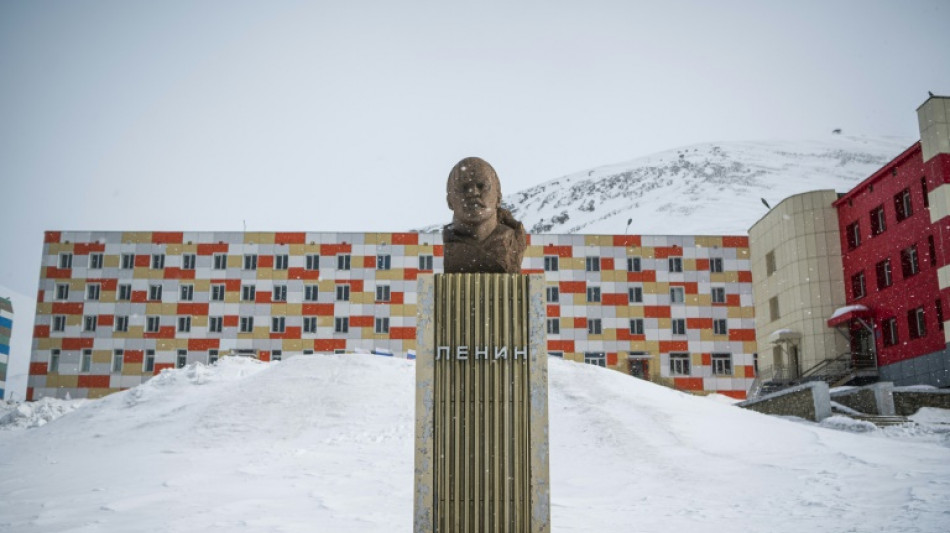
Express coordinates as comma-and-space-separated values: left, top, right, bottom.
628, 352, 650, 379
852, 328, 874, 367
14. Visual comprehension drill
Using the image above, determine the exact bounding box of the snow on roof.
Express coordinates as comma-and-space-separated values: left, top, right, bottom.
829, 304, 868, 320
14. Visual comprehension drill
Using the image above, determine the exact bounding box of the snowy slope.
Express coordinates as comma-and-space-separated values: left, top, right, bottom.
0, 284, 34, 401
1, 354, 948, 533
421, 136, 911, 235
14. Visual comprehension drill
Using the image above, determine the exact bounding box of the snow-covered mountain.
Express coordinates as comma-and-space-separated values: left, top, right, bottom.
422, 136, 911, 235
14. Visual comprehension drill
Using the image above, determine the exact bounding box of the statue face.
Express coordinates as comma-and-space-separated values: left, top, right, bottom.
447, 165, 500, 225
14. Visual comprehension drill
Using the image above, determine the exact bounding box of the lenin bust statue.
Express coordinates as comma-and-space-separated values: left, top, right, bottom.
442, 157, 527, 274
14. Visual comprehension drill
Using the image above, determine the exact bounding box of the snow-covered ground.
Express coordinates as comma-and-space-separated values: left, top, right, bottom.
1, 354, 948, 533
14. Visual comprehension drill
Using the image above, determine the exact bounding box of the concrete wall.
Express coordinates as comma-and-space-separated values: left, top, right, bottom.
879, 346, 950, 388
830, 382, 895, 415
893, 388, 950, 416
918, 95, 950, 163
738, 381, 832, 421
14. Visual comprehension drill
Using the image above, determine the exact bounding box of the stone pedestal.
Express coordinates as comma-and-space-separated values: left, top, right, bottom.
414, 273, 549, 533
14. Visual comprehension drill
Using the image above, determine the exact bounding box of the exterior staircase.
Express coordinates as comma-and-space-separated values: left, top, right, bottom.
749, 352, 879, 400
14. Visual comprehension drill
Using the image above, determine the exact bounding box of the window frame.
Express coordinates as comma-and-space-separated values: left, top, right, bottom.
668, 257, 683, 273
627, 256, 642, 272
243, 254, 258, 270
151, 253, 165, 270
587, 318, 602, 335
711, 353, 733, 376
334, 316, 349, 333
375, 317, 390, 334
376, 254, 392, 270
629, 318, 644, 335
336, 284, 351, 301
544, 256, 560, 272
586, 286, 601, 303
669, 353, 691, 376
375, 285, 391, 302
671, 318, 686, 335
546, 318, 560, 335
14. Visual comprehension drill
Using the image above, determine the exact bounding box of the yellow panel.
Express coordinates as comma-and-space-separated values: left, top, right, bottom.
66, 315, 82, 326
244, 232, 275, 244
684, 259, 696, 271
193, 279, 210, 291
37, 302, 52, 314
122, 363, 141, 376
743, 307, 756, 319
645, 282, 662, 294
47, 243, 72, 254
192, 315, 208, 327
284, 304, 302, 315
735, 365, 746, 378
572, 293, 586, 305
38, 338, 52, 349
403, 244, 419, 256
104, 255, 120, 268
695, 236, 722, 248
162, 303, 177, 315
156, 339, 177, 351
629, 340, 650, 352
225, 292, 240, 303
615, 306, 631, 318
227, 255, 242, 268
47, 374, 79, 388
657, 318, 671, 329
165, 244, 183, 255
352, 292, 373, 304
279, 339, 301, 351
318, 316, 334, 327
256, 267, 274, 279
377, 269, 401, 281
743, 341, 758, 352
641, 247, 656, 259
92, 350, 112, 363
727, 307, 743, 319
692, 353, 703, 366
389, 304, 404, 316
126, 326, 145, 338
692, 295, 710, 306
523, 245, 542, 258
318, 280, 336, 291
87, 388, 120, 399
737, 248, 750, 258
604, 329, 617, 341
122, 232, 151, 243
271, 303, 288, 315
69, 279, 85, 290
402, 304, 418, 316
700, 329, 714, 341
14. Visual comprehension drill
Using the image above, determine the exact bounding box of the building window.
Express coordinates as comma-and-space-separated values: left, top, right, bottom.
86, 283, 100, 301
243, 254, 258, 270
89, 253, 103, 269
846, 221, 861, 250
271, 316, 286, 333
876, 259, 892, 289
337, 254, 351, 270
586, 286, 601, 303
672, 318, 686, 335
180, 284, 194, 301
587, 319, 602, 335
544, 256, 559, 272
376, 254, 391, 270
334, 317, 349, 333
178, 316, 191, 333
121, 253, 135, 269
55, 283, 69, 300
240, 316, 254, 333
118, 284, 131, 301
670, 287, 685, 304
304, 285, 319, 302
303, 316, 317, 333
213, 253, 227, 270
176, 350, 187, 369
630, 319, 644, 335
375, 317, 390, 334
584, 352, 606, 367
628, 257, 642, 272
115, 315, 129, 332
894, 188, 913, 222
52, 315, 66, 332
883, 317, 898, 346
49, 349, 61, 373
419, 255, 434, 271
585, 257, 600, 272
908, 307, 927, 339
272, 285, 287, 302
711, 287, 725, 304
211, 284, 225, 301
241, 284, 256, 301
112, 349, 124, 373
83, 315, 97, 332
208, 350, 219, 365
59, 253, 73, 269
209, 316, 223, 333
711, 353, 733, 376
146, 315, 160, 333
901, 245, 919, 278
669, 353, 690, 376
546, 318, 560, 335
306, 254, 320, 270
765, 250, 776, 276
274, 254, 289, 270
937, 299, 945, 331
144, 350, 155, 373
629, 286, 643, 303
182, 253, 196, 270
548, 351, 564, 358
375, 285, 391, 302
336, 285, 351, 301
272, 350, 282, 361
709, 258, 723, 273
870, 206, 887, 236
769, 296, 780, 322
928, 235, 937, 267
149, 284, 163, 301
668, 257, 683, 273
151, 253, 165, 269
851, 271, 866, 300
546, 286, 559, 303
714, 318, 728, 335
81, 349, 92, 373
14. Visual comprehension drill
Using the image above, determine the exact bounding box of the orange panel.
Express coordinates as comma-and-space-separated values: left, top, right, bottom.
165, 268, 196, 280
313, 339, 347, 351
223, 315, 239, 327
719, 390, 748, 400
363, 256, 376, 268
271, 327, 302, 340
260, 351, 271, 362
152, 232, 183, 244
726, 294, 741, 306
258, 255, 274, 268
723, 236, 749, 248
670, 281, 698, 294
391, 292, 404, 304
607, 352, 618, 366
695, 258, 710, 271
144, 326, 176, 339
74, 242, 105, 255
124, 350, 144, 363
189, 338, 220, 351
573, 317, 587, 329
275, 232, 306, 244
613, 235, 641, 247
131, 291, 147, 303
44, 231, 62, 243
29, 362, 48, 376
197, 243, 229, 255
214, 279, 241, 291
154, 363, 174, 374
543, 245, 573, 258
559, 281, 586, 294
404, 268, 420, 280
320, 243, 352, 255
433, 245, 444, 257
659, 340, 688, 352
745, 365, 756, 377
521, 269, 544, 275
601, 258, 614, 270
288, 267, 319, 280
627, 271, 657, 282
390, 327, 416, 340
303, 303, 335, 316
547, 340, 574, 352
255, 291, 272, 304
702, 353, 711, 365
602, 293, 629, 306
37, 289, 44, 303
729, 329, 756, 341
687, 318, 712, 330
644, 306, 671, 318
546, 305, 560, 317
340, 279, 364, 292
78, 375, 111, 388
653, 246, 682, 259
34, 324, 50, 338
62, 337, 94, 350
45, 267, 72, 279
674, 377, 705, 391
616, 330, 646, 342
350, 316, 373, 327
98, 315, 114, 327
52, 302, 84, 315
87, 278, 118, 291
134, 254, 150, 267
26, 388, 34, 401
392, 233, 418, 245
738, 271, 753, 283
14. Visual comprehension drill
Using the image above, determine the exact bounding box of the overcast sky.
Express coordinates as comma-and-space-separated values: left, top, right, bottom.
2, 0, 949, 297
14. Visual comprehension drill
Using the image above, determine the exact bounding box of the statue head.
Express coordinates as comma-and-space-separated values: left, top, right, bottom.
446, 157, 502, 227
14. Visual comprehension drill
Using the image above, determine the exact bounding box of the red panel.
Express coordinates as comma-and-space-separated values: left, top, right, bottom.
258, 255, 274, 268
404, 268, 420, 280
602, 293, 629, 306
601, 258, 614, 270
391, 292, 404, 304
44, 231, 61, 243
215, 279, 242, 291
45, 267, 72, 279
259, 351, 271, 362
695, 258, 710, 270
134, 254, 150, 267
350, 316, 373, 327
543, 245, 573, 258
223, 315, 239, 327
392, 233, 418, 245
62, 337, 94, 350
616, 329, 646, 342
722, 236, 749, 248
152, 232, 183, 244
521, 269, 544, 275
78, 375, 111, 388
37, 289, 44, 303
627, 271, 657, 282
524, 234, 531, 245
131, 291, 147, 303
339, 279, 363, 292
30, 362, 48, 375
74, 242, 105, 255
559, 281, 586, 294
320, 243, 352, 255
275, 232, 306, 244
659, 340, 689, 352
270, 327, 301, 340
644, 306, 671, 318
726, 294, 741, 306
144, 326, 176, 339
433, 245, 444, 257
653, 246, 681, 259
154, 363, 174, 374
363, 256, 376, 268
729, 329, 756, 341
573, 317, 587, 329
26, 388, 34, 401
189, 338, 220, 351
255, 291, 272, 304
701, 353, 711, 365
390, 327, 416, 340
34, 324, 50, 338
313, 339, 347, 351
52, 302, 84, 315
288, 267, 320, 280
197, 243, 229, 255
87, 278, 118, 291
546, 305, 560, 317
737, 271, 753, 283
164, 268, 195, 280
124, 350, 144, 363
674, 377, 705, 391
745, 365, 756, 377
98, 315, 114, 327
613, 235, 641, 247
547, 340, 574, 352
687, 318, 712, 329
178, 303, 209, 316
607, 352, 618, 366
719, 390, 747, 400
303, 303, 335, 316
